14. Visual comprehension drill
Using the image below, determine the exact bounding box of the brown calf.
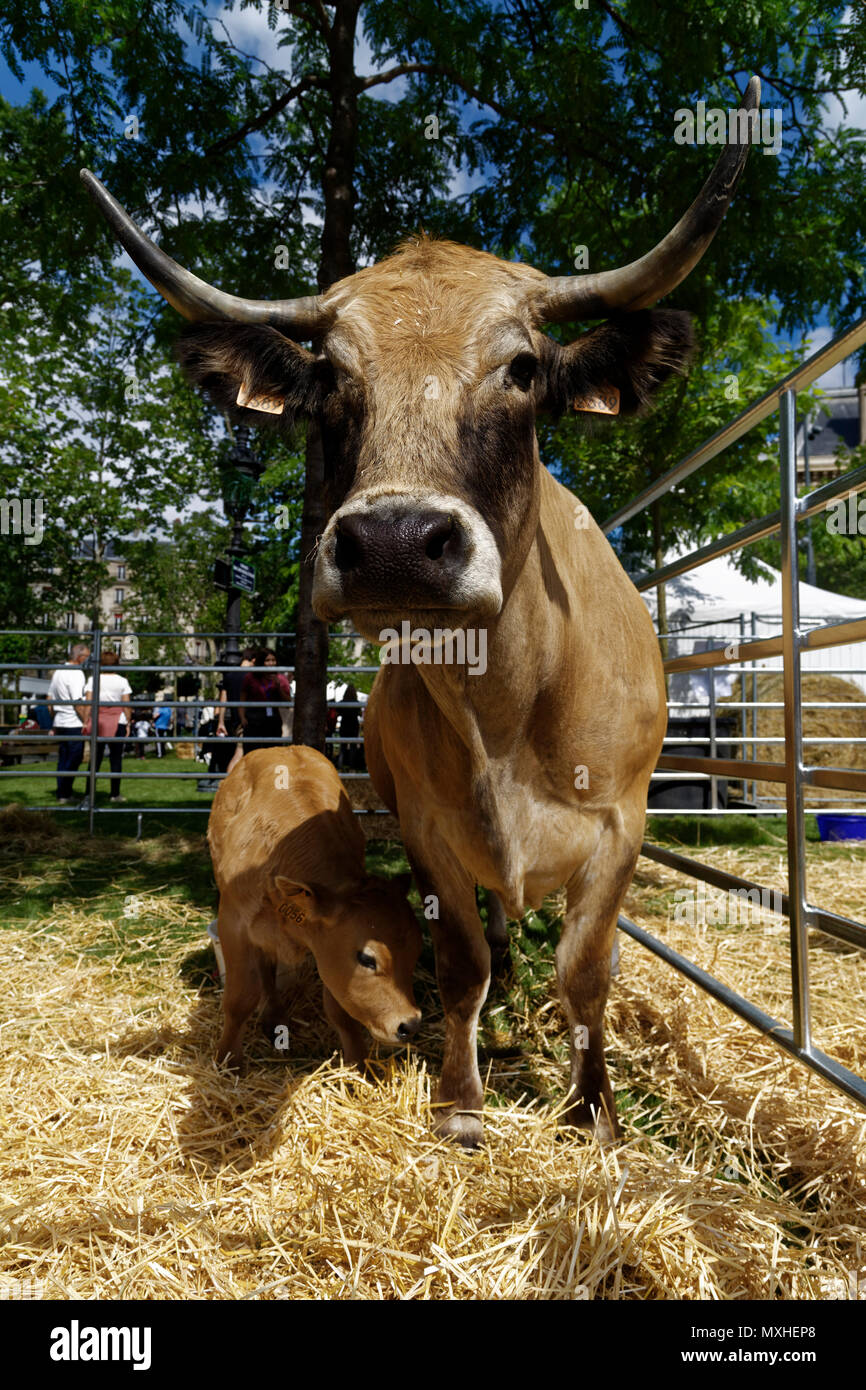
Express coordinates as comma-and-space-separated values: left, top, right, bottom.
207, 745, 422, 1067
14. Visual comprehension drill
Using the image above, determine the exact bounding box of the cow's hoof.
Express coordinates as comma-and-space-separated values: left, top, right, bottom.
435, 1109, 484, 1149
560, 1104, 621, 1143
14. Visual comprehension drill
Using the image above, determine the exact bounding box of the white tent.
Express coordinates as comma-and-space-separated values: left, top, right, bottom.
643, 553, 866, 701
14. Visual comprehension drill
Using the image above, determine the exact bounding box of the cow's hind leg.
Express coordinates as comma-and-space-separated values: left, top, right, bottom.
411, 848, 489, 1149
484, 891, 509, 973
556, 826, 641, 1142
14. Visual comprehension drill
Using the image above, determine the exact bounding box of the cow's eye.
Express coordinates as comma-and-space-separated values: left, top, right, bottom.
508, 352, 538, 391
357, 950, 377, 970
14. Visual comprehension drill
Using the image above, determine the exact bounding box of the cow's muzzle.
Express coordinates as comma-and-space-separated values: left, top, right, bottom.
312, 493, 503, 622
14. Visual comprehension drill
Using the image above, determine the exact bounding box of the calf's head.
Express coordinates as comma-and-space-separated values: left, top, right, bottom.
80, 77, 757, 637
273, 871, 423, 1044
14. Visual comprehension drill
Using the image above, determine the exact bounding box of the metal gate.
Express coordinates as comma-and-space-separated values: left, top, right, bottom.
604, 315, 866, 1109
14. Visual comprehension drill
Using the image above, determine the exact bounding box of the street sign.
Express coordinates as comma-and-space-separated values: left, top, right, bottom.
232, 560, 256, 594
214, 559, 256, 594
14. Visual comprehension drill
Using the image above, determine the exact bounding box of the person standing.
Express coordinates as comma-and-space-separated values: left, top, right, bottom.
47, 643, 90, 803
83, 650, 132, 803
152, 700, 173, 758
214, 646, 256, 777
240, 648, 292, 756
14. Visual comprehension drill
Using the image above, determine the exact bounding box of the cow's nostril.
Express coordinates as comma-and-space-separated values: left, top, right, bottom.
397, 1016, 421, 1040
423, 515, 456, 562
334, 519, 363, 574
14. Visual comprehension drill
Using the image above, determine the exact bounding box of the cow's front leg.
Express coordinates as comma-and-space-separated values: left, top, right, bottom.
556, 829, 641, 1142
411, 853, 489, 1148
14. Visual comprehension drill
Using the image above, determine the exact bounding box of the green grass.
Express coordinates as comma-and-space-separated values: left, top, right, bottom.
646, 813, 825, 846
0, 751, 217, 836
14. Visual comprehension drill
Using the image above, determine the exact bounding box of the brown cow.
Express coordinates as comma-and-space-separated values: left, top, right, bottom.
207, 745, 422, 1067
82, 75, 759, 1144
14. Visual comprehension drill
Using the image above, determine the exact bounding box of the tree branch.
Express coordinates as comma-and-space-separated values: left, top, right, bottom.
205, 73, 328, 155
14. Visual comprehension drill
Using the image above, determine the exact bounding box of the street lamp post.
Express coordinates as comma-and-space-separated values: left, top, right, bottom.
217, 425, 264, 667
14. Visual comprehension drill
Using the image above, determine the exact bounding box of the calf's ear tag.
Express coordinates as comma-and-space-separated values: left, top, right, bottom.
573, 384, 620, 415
236, 381, 286, 415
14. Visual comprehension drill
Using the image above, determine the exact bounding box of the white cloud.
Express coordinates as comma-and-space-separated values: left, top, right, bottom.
207, 2, 292, 75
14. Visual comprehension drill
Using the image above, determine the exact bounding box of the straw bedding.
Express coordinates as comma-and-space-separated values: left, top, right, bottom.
0, 808, 863, 1300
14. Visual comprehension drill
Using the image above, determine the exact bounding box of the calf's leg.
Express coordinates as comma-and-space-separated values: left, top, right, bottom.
322, 984, 367, 1067
215, 906, 262, 1068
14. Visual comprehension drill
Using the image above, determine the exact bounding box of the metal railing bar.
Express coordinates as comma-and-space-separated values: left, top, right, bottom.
779, 389, 812, 1051
632, 511, 783, 591
663, 617, 866, 674
640, 842, 866, 951
617, 913, 866, 1109
803, 767, 866, 792
631, 464, 866, 594
797, 463, 866, 518
657, 753, 866, 792
602, 312, 866, 534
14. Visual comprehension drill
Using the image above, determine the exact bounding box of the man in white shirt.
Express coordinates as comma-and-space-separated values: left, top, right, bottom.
47, 643, 91, 803
83, 650, 133, 802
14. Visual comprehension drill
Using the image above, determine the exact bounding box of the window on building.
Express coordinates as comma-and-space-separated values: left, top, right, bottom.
113, 613, 122, 631
66, 612, 76, 629
116, 564, 126, 580
115, 588, 124, 603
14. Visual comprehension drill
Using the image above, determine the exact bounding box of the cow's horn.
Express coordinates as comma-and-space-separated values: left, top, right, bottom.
80, 169, 326, 338
537, 75, 761, 323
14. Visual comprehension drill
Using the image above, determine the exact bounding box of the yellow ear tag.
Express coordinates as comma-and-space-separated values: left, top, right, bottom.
236, 381, 286, 415
573, 384, 620, 415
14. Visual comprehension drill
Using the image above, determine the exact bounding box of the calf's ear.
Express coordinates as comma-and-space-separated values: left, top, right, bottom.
274, 875, 338, 923
175, 323, 319, 428
538, 308, 694, 419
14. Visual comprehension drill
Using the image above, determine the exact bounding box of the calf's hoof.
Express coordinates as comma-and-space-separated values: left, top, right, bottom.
215, 1047, 243, 1073
434, 1107, 484, 1149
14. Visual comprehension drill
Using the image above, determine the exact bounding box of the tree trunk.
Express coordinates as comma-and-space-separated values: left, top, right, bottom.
291, 0, 360, 751
292, 421, 330, 748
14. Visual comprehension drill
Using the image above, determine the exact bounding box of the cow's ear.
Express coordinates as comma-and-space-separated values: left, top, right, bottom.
538, 309, 694, 420
175, 323, 319, 427
274, 875, 310, 901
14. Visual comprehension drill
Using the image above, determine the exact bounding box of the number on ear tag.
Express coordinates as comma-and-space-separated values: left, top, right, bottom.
236, 382, 286, 415
572, 385, 620, 415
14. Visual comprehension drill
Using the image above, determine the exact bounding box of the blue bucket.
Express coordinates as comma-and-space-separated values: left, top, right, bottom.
815, 813, 866, 843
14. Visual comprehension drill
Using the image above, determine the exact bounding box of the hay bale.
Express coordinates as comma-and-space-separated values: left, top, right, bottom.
723, 673, 866, 804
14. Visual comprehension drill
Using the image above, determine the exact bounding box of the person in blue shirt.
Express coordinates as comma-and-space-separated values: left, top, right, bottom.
153, 702, 173, 758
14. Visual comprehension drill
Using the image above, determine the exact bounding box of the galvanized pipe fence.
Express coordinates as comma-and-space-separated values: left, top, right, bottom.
603, 311, 866, 1110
